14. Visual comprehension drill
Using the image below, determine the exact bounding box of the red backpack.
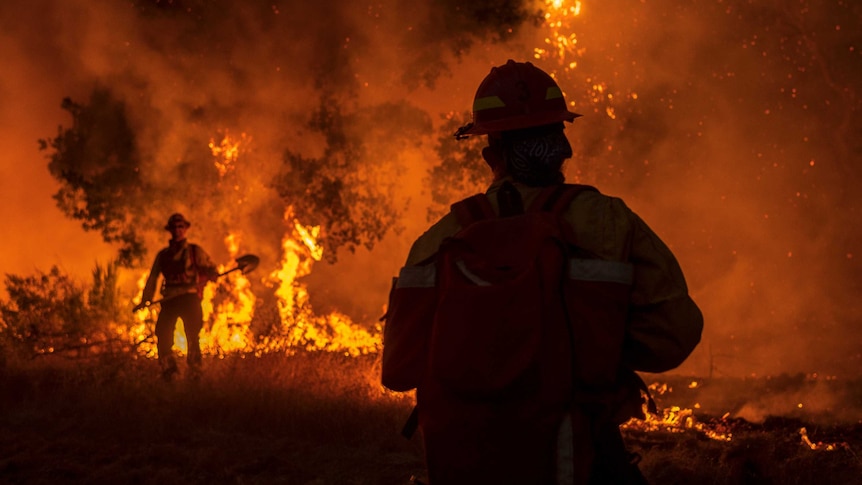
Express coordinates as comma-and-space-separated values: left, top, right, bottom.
427, 182, 596, 396
384, 183, 647, 483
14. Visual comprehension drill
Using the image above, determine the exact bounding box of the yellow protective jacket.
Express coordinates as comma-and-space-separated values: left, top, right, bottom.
141, 239, 218, 303
383, 178, 703, 484
399, 177, 702, 374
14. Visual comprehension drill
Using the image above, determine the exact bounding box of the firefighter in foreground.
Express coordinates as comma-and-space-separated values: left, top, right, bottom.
134, 213, 218, 380
382, 60, 703, 484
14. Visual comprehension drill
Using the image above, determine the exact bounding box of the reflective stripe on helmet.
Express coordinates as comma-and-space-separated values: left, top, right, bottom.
474, 95, 507, 111
455, 60, 581, 138
545, 86, 564, 100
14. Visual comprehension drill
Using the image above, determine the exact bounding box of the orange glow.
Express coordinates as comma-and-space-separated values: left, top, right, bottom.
799, 427, 847, 451
208, 131, 251, 177
200, 232, 256, 355
534, 0, 584, 70
126, 210, 380, 359
622, 399, 732, 442
268, 209, 381, 356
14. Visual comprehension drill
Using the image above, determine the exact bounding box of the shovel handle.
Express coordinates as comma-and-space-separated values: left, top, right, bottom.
218, 267, 242, 277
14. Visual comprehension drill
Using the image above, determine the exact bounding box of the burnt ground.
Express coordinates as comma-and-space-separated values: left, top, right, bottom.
0, 354, 860, 485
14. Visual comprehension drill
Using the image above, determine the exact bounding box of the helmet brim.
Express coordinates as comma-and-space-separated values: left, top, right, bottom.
459, 109, 582, 137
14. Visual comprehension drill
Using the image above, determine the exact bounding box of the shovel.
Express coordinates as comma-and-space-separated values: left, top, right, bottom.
219, 254, 260, 277
133, 253, 260, 311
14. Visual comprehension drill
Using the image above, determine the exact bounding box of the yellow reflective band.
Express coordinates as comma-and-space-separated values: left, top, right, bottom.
546, 86, 564, 100
473, 95, 506, 111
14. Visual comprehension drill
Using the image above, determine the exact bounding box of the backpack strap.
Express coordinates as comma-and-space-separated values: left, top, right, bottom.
528, 183, 598, 216
450, 193, 496, 228
496, 180, 525, 217
189, 243, 198, 270
189, 244, 206, 298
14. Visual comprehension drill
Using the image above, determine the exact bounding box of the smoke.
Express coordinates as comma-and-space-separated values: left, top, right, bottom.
1, 0, 860, 377
553, 0, 862, 378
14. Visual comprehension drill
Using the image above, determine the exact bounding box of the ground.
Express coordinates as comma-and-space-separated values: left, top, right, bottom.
1, 353, 860, 484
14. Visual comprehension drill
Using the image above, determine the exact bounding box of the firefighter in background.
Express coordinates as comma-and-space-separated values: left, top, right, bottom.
382, 60, 703, 484
134, 213, 219, 380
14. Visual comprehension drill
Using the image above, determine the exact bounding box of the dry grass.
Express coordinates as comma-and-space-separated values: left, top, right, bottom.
0, 351, 422, 484
1, 353, 860, 484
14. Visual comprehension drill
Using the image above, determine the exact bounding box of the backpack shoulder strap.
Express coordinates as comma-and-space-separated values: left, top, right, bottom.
450, 193, 496, 228
528, 183, 599, 215
188, 243, 199, 270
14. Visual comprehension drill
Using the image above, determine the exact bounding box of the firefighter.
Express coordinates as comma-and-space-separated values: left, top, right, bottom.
382, 60, 703, 484
134, 213, 219, 380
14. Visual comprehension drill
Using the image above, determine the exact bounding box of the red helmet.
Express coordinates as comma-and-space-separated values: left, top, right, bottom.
455, 60, 581, 138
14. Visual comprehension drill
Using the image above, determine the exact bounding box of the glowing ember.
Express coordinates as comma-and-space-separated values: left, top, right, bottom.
533, 1, 627, 119
534, 0, 583, 71
208, 131, 251, 177
799, 427, 848, 451
622, 403, 733, 442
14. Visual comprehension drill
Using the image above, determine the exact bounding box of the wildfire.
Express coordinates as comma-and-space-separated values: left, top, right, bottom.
266, 211, 381, 356
199, 232, 256, 355
534, 0, 584, 72
623, 404, 733, 442
208, 130, 251, 177
799, 427, 848, 451
533, 1, 628, 119
620, 381, 732, 441
125, 132, 381, 360
129, 211, 381, 359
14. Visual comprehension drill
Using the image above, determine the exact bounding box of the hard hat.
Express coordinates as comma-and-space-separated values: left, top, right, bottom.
164, 213, 191, 231
455, 60, 581, 139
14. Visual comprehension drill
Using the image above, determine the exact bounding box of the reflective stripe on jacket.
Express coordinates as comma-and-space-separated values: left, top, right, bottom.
400, 177, 703, 373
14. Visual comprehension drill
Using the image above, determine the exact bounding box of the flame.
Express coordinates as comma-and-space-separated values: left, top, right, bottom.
621, 382, 732, 441
622, 404, 733, 442
624, 382, 851, 450
208, 130, 251, 177
200, 232, 256, 355
129, 272, 157, 357
799, 427, 848, 451
293, 221, 323, 262
267, 210, 381, 356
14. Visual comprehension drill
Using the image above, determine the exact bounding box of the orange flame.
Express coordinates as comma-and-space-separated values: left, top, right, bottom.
208, 131, 251, 177
268, 210, 381, 356
621, 383, 732, 441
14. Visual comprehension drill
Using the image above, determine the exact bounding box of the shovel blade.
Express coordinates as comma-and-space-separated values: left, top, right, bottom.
219, 254, 260, 277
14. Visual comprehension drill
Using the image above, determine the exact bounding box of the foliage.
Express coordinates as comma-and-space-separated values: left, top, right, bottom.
425, 112, 489, 221
0, 266, 89, 357
274, 98, 431, 262
399, 0, 542, 90
87, 261, 127, 333
0, 262, 131, 359
38, 90, 148, 266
